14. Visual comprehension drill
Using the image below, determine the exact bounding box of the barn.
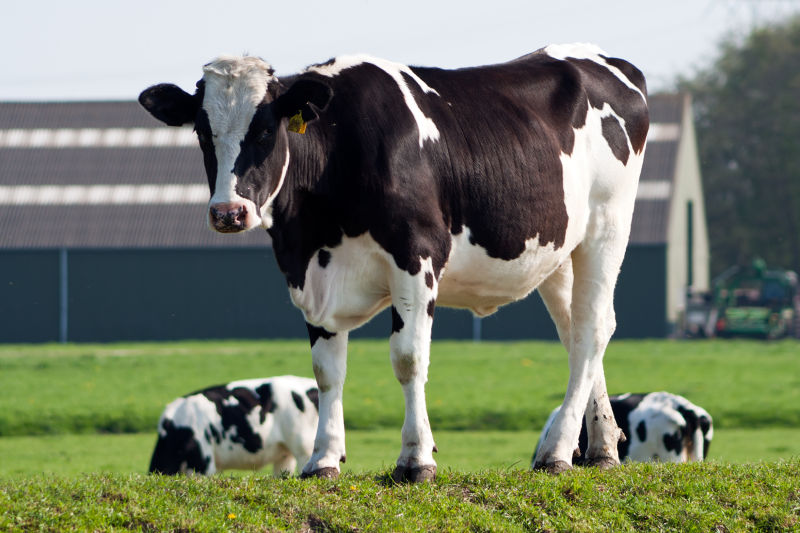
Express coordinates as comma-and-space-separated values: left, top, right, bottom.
0, 93, 707, 342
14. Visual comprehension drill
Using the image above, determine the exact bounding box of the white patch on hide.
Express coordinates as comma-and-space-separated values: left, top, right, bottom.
290, 233, 394, 332
544, 43, 646, 100
437, 229, 569, 317
307, 54, 440, 147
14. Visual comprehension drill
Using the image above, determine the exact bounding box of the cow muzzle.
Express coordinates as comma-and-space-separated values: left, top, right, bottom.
208, 202, 255, 233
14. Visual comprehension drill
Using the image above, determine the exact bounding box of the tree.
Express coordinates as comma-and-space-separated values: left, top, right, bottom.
679, 16, 800, 276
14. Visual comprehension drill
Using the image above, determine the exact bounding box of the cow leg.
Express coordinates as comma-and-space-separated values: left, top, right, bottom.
533, 237, 626, 473
301, 327, 348, 479
538, 259, 573, 347
536, 259, 578, 464
536, 258, 622, 469
273, 452, 297, 477
583, 365, 623, 468
389, 263, 438, 483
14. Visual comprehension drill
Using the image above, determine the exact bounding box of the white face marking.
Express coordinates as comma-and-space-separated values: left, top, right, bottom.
202, 56, 276, 230
308, 54, 440, 147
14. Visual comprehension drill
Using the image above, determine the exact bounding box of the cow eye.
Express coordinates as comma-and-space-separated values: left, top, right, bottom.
258, 130, 272, 144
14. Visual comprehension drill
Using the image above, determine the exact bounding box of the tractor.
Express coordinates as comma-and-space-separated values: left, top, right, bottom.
711, 258, 800, 339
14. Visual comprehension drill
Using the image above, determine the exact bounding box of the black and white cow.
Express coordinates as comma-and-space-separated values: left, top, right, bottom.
536, 392, 714, 464
139, 43, 649, 482
149, 376, 319, 476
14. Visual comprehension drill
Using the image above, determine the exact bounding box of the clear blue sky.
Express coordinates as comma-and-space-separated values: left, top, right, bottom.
2, 0, 798, 101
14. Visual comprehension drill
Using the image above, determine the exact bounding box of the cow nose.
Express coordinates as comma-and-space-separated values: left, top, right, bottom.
209, 202, 248, 233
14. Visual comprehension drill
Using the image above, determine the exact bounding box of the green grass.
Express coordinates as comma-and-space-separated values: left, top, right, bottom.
1, 461, 798, 532
1, 339, 799, 530
2, 428, 798, 479
1, 339, 799, 436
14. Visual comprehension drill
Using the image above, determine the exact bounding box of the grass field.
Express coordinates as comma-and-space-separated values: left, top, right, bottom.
1, 339, 799, 530
2, 462, 798, 531
2, 428, 800, 479
2, 339, 799, 437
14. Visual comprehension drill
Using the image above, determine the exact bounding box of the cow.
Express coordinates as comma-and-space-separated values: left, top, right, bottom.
535, 392, 714, 464
149, 376, 319, 476
138, 43, 649, 482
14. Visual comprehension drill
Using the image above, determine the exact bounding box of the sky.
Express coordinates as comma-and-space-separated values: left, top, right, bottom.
2, 0, 799, 101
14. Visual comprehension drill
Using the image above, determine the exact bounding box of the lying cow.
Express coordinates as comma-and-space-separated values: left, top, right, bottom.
149, 376, 319, 475
536, 392, 713, 463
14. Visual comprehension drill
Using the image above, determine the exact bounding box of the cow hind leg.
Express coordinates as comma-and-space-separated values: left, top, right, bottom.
536, 259, 578, 469
389, 262, 438, 483
538, 259, 573, 348
540, 265, 623, 468
533, 231, 626, 472
583, 363, 624, 468
301, 328, 349, 479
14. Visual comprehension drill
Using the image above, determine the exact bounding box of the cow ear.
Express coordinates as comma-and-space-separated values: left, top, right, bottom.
139, 83, 200, 126
275, 79, 333, 126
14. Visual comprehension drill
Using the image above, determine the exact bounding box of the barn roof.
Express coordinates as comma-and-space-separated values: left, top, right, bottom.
629, 93, 686, 245
0, 94, 691, 250
0, 101, 266, 249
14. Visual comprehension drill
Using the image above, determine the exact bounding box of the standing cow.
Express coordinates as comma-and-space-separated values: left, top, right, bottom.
149, 376, 319, 476
139, 43, 649, 482
536, 392, 714, 464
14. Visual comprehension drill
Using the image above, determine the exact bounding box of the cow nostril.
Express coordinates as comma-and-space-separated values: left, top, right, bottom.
210, 204, 248, 228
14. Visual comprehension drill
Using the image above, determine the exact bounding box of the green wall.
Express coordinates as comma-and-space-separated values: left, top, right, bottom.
479, 245, 667, 340
0, 245, 666, 343
0, 250, 61, 343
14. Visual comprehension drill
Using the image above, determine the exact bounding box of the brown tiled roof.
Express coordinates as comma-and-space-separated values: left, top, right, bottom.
0, 94, 689, 249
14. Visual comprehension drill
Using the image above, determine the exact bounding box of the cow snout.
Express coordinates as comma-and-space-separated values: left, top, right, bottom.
209, 202, 249, 233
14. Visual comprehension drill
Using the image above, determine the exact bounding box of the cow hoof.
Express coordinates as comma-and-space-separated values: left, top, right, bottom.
391, 464, 437, 483
586, 457, 619, 470
533, 460, 572, 475
300, 467, 340, 480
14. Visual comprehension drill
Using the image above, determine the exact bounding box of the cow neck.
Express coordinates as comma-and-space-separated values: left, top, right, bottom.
281, 124, 328, 194
267, 125, 342, 290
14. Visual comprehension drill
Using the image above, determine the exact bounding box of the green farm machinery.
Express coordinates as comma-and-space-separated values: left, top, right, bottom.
711, 259, 800, 339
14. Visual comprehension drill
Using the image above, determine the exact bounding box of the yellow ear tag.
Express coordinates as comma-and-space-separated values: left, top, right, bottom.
287, 111, 307, 134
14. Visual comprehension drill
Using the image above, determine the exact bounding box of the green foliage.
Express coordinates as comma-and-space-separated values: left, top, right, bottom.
678, 16, 800, 275
1, 462, 798, 531
1, 339, 799, 436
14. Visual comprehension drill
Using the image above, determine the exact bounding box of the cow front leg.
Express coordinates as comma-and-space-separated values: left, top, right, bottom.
389, 264, 438, 483
300, 325, 348, 479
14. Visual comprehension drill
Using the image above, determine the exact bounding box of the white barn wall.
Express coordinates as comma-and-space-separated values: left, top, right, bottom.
666, 94, 710, 324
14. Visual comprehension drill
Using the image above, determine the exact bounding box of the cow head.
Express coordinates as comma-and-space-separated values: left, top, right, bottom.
139, 56, 332, 233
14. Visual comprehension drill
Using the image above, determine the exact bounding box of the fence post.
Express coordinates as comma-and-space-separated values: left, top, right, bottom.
59, 248, 68, 343
472, 315, 482, 342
